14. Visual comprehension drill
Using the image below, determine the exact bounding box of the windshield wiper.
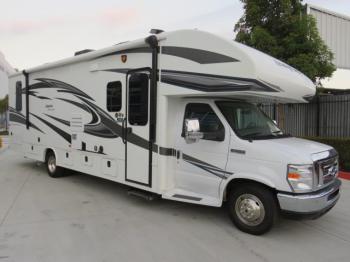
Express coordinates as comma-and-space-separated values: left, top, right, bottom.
272, 130, 283, 134
241, 132, 291, 140
241, 132, 264, 139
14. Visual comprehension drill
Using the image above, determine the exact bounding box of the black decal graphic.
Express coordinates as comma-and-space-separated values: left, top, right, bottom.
31, 113, 71, 143
162, 46, 239, 64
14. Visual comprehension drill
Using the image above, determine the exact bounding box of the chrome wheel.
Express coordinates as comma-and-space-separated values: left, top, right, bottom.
234, 194, 265, 226
47, 155, 56, 174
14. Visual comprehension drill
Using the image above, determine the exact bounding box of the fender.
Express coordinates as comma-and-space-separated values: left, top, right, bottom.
219, 172, 277, 202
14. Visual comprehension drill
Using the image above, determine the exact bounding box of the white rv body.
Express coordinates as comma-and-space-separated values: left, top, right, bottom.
8, 30, 340, 234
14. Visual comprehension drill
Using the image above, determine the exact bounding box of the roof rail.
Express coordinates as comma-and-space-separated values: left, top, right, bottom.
74, 49, 95, 56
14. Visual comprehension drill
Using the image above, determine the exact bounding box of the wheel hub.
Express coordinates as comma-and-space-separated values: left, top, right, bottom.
48, 156, 56, 173
235, 194, 265, 226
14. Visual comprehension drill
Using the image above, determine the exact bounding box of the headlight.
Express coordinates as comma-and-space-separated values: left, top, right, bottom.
287, 164, 314, 193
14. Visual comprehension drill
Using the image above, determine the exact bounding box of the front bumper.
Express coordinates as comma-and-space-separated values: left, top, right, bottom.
277, 179, 341, 217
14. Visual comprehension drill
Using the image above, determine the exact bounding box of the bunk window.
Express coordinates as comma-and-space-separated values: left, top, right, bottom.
182, 103, 225, 141
106, 81, 122, 112
15, 81, 22, 111
128, 73, 149, 126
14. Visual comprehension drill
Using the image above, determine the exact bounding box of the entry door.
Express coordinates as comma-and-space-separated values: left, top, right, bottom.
175, 102, 230, 199
125, 73, 151, 186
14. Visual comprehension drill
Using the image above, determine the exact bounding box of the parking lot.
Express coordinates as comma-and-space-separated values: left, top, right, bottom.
0, 145, 349, 262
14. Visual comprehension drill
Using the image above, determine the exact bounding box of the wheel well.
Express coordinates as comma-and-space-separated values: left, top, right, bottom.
224, 178, 277, 202
44, 148, 55, 162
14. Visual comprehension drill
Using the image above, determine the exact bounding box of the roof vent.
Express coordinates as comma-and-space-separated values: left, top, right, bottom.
74, 49, 95, 56
150, 29, 164, 34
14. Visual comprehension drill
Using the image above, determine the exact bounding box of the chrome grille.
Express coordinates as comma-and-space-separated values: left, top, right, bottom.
315, 156, 338, 187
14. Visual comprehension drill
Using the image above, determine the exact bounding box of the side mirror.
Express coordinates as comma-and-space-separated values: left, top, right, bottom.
184, 119, 203, 143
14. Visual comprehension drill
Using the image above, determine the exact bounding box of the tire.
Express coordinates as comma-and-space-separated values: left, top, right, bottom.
46, 151, 64, 178
227, 183, 278, 235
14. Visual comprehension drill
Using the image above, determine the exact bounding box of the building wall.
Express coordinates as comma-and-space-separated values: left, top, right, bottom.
308, 4, 350, 89
308, 4, 350, 70
0, 51, 14, 99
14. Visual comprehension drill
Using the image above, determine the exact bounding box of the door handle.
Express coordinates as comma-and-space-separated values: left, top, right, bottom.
230, 149, 246, 155
122, 118, 127, 144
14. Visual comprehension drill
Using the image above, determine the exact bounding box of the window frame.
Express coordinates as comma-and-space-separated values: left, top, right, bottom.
106, 81, 122, 112
181, 102, 225, 142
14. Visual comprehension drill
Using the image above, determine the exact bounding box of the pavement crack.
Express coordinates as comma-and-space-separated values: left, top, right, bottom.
0, 172, 32, 228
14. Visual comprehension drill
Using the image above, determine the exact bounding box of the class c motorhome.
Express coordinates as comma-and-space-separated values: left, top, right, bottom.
8, 29, 341, 235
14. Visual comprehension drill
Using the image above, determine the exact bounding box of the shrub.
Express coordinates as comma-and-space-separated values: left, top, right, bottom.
303, 137, 350, 172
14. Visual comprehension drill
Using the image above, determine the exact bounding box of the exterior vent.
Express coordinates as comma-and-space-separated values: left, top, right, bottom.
150, 29, 164, 34
74, 49, 94, 56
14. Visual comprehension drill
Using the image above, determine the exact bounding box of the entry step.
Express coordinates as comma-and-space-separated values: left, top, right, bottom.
127, 189, 160, 201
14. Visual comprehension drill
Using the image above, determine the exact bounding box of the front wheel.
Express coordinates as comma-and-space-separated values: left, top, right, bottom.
227, 183, 278, 235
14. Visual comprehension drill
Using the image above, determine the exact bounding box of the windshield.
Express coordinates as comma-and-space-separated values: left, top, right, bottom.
216, 101, 289, 140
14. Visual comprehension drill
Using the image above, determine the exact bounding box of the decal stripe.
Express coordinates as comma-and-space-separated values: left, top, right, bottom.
103, 68, 280, 93
173, 194, 202, 201
161, 70, 280, 93
186, 161, 228, 179
94, 46, 238, 65
30, 78, 95, 101
183, 154, 233, 174
159, 147, 177, 156
8, 108, 44, 133
45, 114, 70, 126
162, 46, 239, 64
31, 113, 71, 143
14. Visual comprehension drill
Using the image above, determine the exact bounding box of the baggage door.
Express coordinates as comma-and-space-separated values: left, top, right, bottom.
125, 72, 151, 186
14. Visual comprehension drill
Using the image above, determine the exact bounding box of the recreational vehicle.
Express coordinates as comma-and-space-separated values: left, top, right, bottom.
8, 30, 341, 235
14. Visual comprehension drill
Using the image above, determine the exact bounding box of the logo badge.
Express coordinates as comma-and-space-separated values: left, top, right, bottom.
121, 55, 127, 63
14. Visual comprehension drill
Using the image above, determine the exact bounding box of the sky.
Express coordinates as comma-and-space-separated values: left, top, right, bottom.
1, 0, 350, 71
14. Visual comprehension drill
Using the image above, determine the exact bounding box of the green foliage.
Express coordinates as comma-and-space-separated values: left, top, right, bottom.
304, 137, 350, 171
235, 0, 336, 85
0, 95, 8, 113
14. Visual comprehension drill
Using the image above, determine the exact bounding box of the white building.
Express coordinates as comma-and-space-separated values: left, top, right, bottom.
307, 4, 350, 89
0, 51, 14, 130
0, 51, 15, 99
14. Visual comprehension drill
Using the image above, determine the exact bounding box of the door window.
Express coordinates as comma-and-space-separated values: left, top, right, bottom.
182, 103, 225, 141
128, 73, 149, 126
106, 81, 122, 112
16, 81, 22, 111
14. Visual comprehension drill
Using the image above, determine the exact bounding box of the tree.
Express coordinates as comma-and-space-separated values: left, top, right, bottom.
234, 0, 336, 85
0, 95, 8, 113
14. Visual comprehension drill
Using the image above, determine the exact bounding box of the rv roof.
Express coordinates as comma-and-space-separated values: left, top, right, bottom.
10, 29, 316, 103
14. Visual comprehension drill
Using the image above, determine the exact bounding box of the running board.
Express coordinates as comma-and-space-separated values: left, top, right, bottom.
127, 189, 159, 201
162, 189, 222, 206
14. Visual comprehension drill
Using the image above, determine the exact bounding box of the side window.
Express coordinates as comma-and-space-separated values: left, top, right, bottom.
16, 81, 22, 111
182, 103, 225, 141
128, 73, 149, 126
106, 81, 122, 112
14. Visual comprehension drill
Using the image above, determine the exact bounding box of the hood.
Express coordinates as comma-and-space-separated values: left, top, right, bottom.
244, 137, 333, 164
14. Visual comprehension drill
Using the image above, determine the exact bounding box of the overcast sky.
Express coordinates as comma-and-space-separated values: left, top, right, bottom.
0, 0, 349, 70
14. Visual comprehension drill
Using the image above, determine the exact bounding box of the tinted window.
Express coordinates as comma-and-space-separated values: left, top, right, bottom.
106, 81, 122, 112
128, 73, 149, 126
183, 103, 225, 141
16, 81, 22, 111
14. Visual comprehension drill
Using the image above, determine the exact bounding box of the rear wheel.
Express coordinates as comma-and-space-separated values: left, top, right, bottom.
227, 183, 278, 235
46, 151, 64, 178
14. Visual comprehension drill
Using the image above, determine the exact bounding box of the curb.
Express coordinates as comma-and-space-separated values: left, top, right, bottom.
339, 171, 350, 180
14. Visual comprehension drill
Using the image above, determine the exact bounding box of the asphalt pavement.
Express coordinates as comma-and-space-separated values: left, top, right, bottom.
0, 147, 349, 262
